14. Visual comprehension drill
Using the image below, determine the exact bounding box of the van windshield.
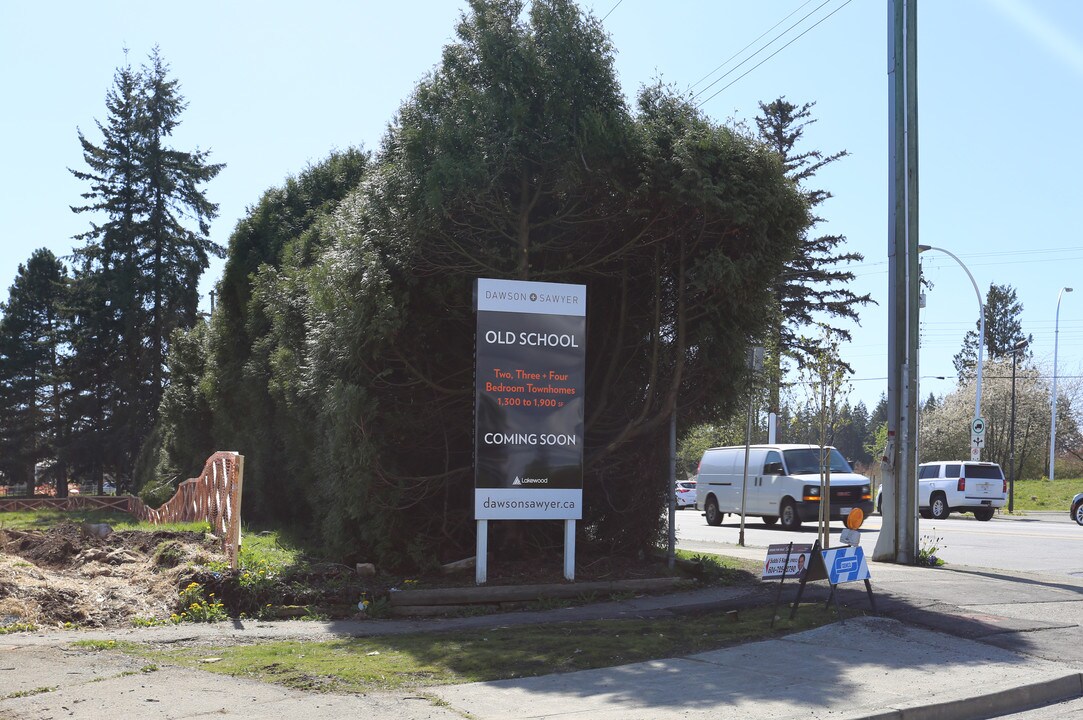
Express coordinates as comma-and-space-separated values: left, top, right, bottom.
783, 448, 853, 475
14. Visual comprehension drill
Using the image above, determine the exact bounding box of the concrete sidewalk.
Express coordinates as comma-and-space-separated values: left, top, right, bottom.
2, 549, 1083, 720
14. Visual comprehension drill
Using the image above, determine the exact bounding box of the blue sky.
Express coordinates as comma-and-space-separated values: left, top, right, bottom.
2, 0, 1081, 413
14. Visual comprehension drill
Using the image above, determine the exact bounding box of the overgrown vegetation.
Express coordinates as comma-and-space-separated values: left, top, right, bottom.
143, 0, 809, 571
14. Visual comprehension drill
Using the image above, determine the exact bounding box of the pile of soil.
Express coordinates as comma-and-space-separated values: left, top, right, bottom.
0, 524, 733, 628
0, 522, 219, 628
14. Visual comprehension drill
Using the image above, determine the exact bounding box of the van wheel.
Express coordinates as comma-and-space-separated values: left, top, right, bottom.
930, 493, 950, 520
705, 497, 722, 526
973, 507, 994, 521
762, 516, 778, 526
780, 499, 801, 531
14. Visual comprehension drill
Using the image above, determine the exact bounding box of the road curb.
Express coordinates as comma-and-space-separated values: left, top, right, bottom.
855, 672, 1083, 720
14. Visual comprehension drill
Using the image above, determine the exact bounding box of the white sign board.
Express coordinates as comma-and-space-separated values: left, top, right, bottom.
763, 544, 812, 579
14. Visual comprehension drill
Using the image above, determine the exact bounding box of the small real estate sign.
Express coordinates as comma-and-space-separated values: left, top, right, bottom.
762, 543, 813, 580
474, 278, 586, 520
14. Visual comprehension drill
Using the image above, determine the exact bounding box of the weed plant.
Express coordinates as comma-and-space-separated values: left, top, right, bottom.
916, 534, 945, 567
171, 582, 228, 623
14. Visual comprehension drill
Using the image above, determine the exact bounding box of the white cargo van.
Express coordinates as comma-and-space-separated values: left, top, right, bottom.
694, 444, 872, 531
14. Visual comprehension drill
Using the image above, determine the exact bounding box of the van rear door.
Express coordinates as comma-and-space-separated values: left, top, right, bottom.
698, 448, 740, 513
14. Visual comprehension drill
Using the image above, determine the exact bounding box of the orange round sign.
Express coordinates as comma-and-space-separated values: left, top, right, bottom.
846, 508, 865, 530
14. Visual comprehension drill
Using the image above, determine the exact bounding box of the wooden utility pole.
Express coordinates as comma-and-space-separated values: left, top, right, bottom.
874, 0, 919, 564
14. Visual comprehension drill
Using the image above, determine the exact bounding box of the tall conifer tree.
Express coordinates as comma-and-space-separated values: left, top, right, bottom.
0, 250, 69, 495
67, 48, 223, 489
952, 282, 1032, 380
755, 98, 871, 423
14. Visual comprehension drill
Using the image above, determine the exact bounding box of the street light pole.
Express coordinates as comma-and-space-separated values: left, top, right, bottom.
1009, 338, 1029, 513
1049, 288, 1073, 482
917, 245, 985, 456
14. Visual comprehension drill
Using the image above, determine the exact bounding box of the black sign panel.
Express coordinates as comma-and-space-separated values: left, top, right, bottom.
474, 279, 586, 519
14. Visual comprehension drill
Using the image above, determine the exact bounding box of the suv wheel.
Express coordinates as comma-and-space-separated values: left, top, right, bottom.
973, 507, 994, 522
1073, 500, 1083, 526
930, 493, 950, 520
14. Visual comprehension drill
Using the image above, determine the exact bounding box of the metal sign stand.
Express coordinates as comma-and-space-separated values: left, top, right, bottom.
789, 540, 877, 623
770, 542, 796, 628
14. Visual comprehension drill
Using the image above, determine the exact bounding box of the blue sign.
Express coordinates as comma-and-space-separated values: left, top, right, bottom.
822, 545, 870, 584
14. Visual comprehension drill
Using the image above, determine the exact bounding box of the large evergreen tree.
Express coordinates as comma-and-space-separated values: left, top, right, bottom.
139, 48, 224, 399
221, 0, 808, 567
952, 282, 1032, 380
755, 98, 871, 418
0, 250, 69, 495
64, 265, 126, 492
67, 48, 223, 489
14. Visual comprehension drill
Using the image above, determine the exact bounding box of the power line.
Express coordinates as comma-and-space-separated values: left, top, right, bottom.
693, 0, 836, 104
689, 0, 817, 93
696, 0, 855, 108
600, 0, 623, 22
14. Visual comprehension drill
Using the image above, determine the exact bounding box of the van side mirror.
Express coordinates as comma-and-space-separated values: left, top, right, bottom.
764, 462, 784, 476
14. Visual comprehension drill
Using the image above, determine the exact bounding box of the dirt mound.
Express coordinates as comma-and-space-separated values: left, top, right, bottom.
0, 523, 221, 628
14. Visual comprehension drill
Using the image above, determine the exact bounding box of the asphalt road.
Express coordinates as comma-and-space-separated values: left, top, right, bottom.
673, 508, 1083, 577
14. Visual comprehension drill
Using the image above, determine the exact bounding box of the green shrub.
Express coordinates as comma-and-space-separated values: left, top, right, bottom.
140, 482, 176, 509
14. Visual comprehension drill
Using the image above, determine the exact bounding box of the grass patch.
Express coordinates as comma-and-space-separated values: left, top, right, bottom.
236, 531, 304, 568
135, 604, 839, 694
3, 686, 57, 700
0, 507, 211, 533
0, 508, 133, 530
1010, 478, 1081, 513
685, 550, 759, 581
71, 639, 121, 651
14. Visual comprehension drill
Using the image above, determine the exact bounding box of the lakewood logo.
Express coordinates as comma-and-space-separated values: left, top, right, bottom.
510, 476, 549, 486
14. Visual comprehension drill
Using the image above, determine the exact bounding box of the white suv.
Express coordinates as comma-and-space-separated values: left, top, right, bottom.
918, 461, 1006, 521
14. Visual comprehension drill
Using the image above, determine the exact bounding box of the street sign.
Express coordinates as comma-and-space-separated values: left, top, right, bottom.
971, 416, 986, 461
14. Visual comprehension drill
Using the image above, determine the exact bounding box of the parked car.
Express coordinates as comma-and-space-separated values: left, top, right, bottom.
918, 461, 1006, 521
1072, 492, 1083, 526
675, 480, 697, 509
